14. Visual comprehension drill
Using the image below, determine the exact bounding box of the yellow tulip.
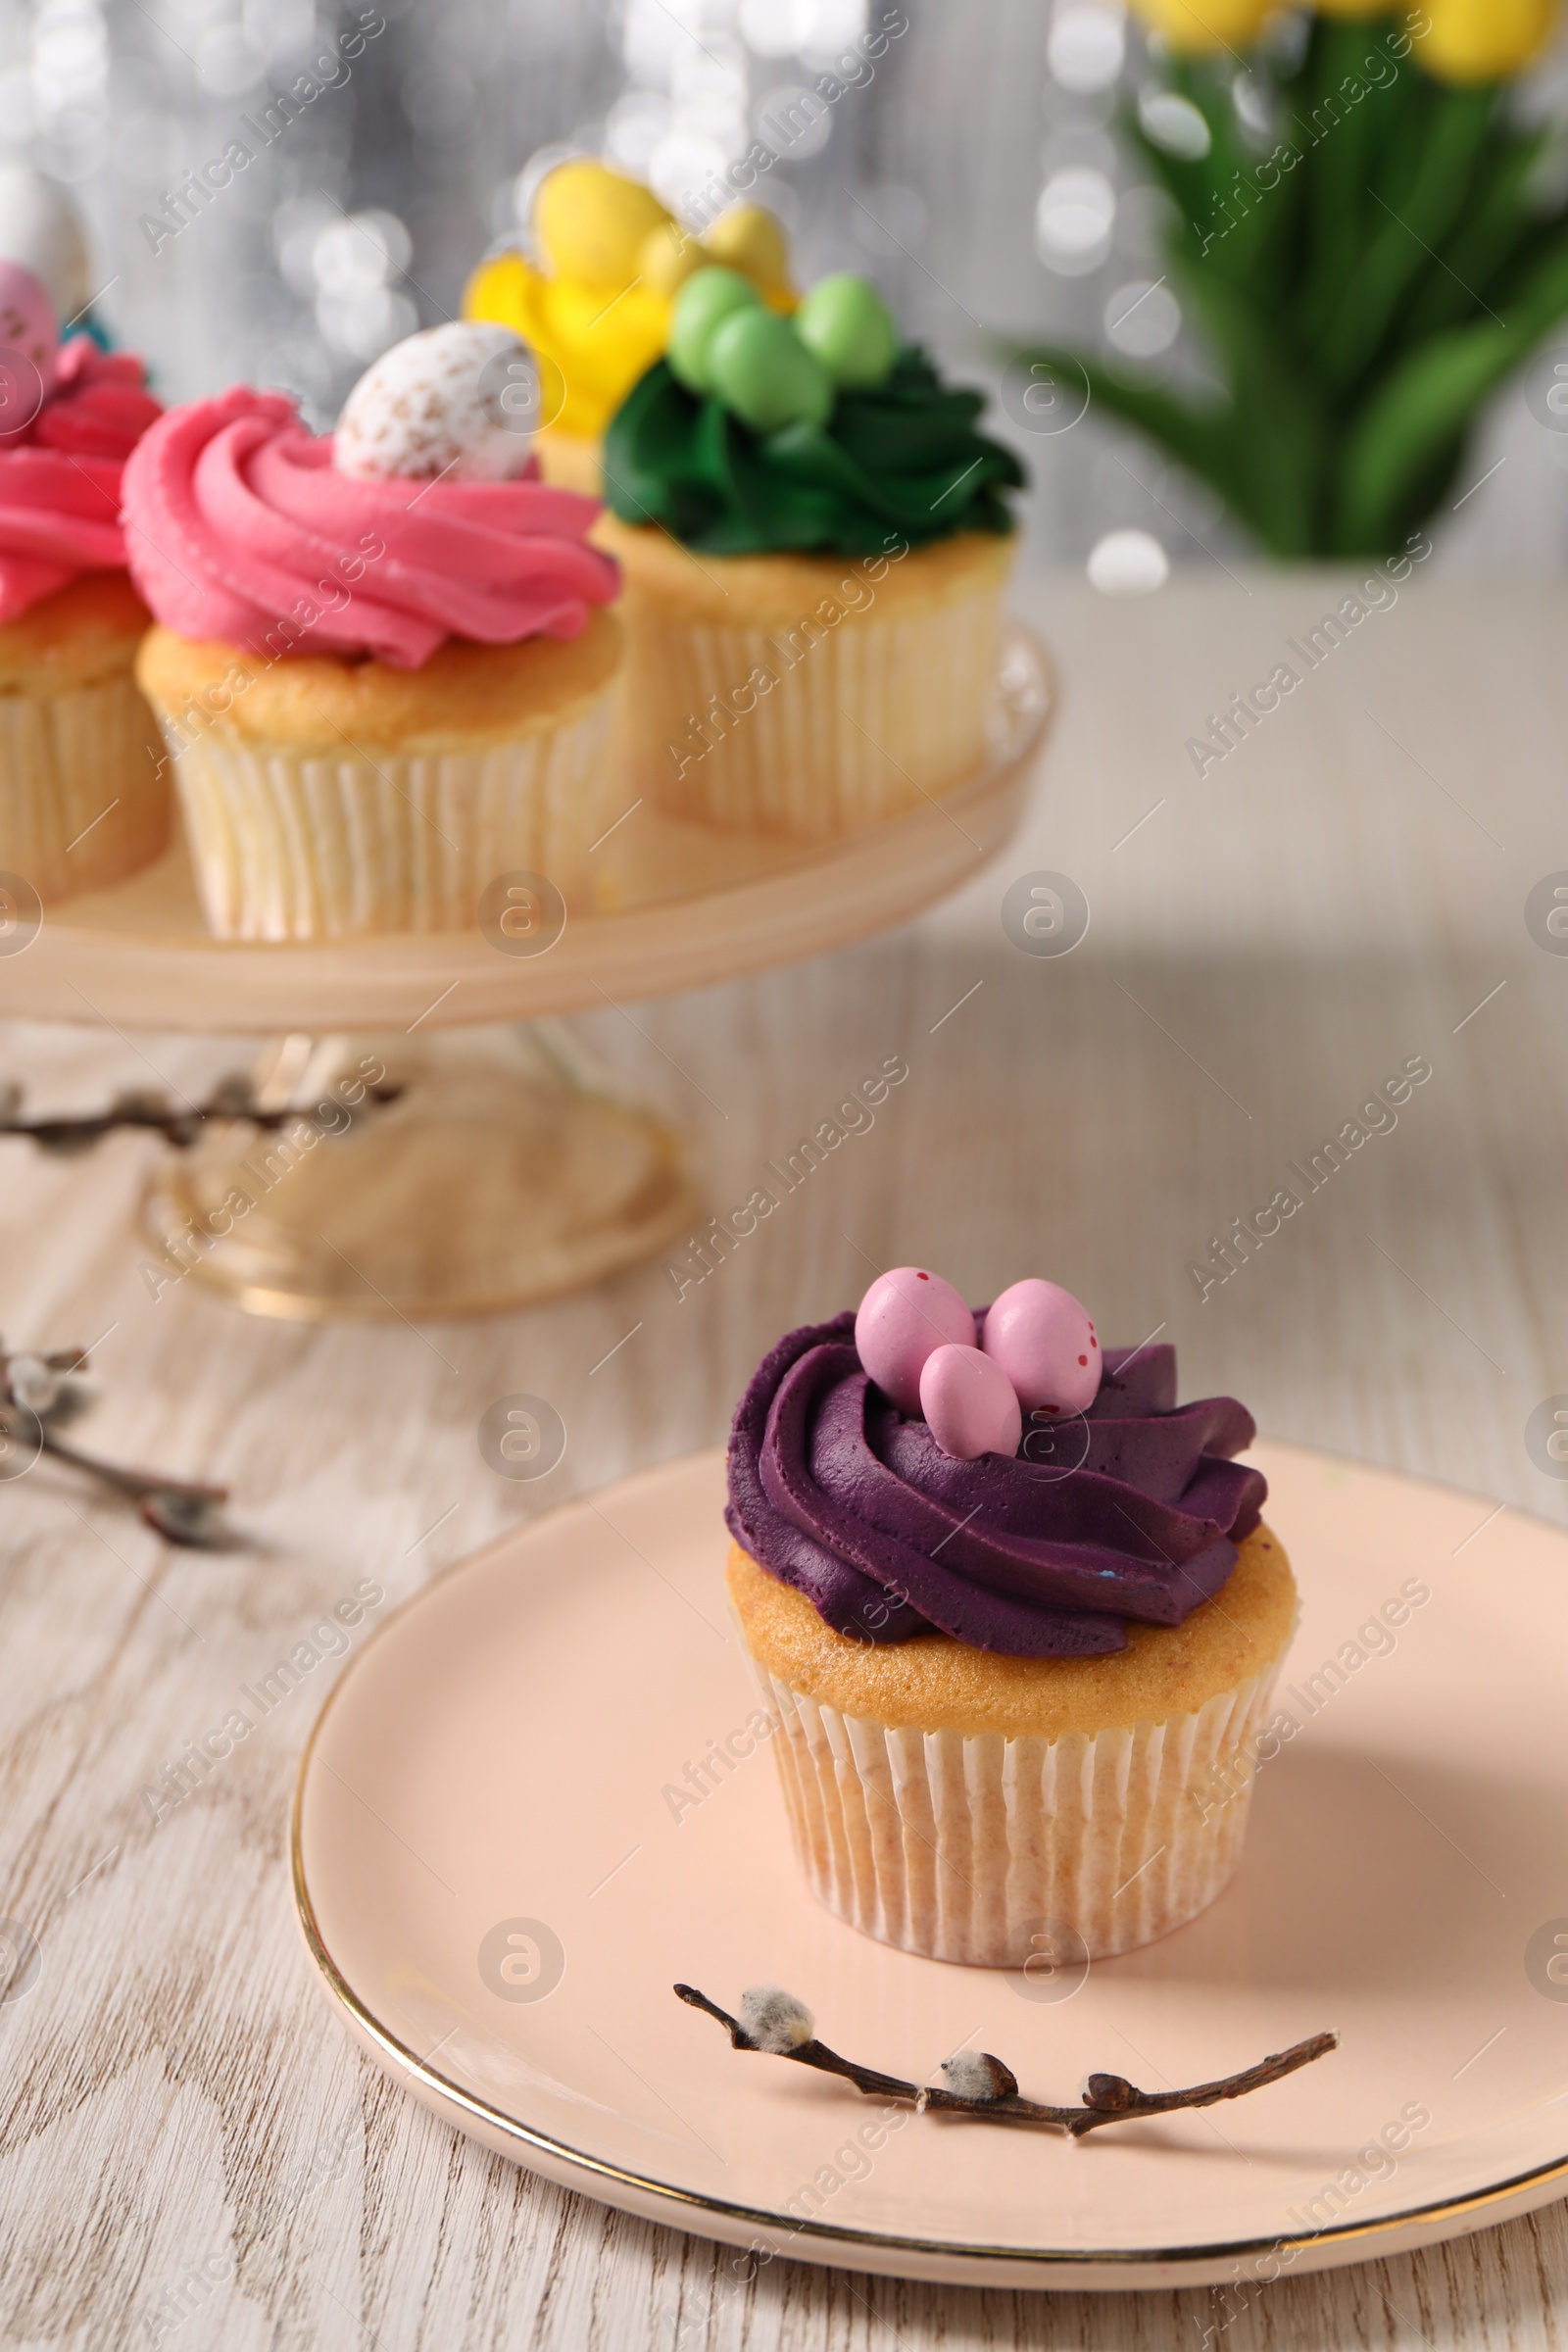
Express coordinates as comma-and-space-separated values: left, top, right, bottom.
1312, 0, 1393, 15
1129, 0, 1280, 52
465, 169, 799, 439
1414, 0, 1558, 81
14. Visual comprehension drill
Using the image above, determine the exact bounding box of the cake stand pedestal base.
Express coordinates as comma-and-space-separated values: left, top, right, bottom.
142, 1025, 699, 1323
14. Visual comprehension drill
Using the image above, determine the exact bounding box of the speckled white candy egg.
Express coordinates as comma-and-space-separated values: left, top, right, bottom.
333, 321, 538, 483
0, 167, 89, 320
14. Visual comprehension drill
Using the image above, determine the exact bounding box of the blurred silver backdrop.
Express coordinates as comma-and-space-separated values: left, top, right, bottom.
4, 0, 1563, 569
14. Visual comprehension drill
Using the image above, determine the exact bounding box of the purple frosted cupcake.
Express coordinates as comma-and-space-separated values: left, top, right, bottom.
725, 1268, 1296, 1964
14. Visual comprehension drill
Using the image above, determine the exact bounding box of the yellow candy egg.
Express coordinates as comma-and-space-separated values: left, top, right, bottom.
701, 204, 791, 293
534, 161, 672, 287
638, 220, 707, 301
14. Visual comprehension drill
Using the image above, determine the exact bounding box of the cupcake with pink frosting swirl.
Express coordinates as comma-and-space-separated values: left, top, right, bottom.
123, 321, 623, 941
0, 263, 168, 906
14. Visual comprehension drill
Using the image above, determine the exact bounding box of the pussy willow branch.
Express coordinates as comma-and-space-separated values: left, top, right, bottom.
674, 1985, 1338, 2138
2, 1351, 230, 1547
0, 1076, 403, 1152
37, 1424, 226, 1510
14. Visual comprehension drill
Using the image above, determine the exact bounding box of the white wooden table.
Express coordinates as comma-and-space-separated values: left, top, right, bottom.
3, 567, 1566, 2349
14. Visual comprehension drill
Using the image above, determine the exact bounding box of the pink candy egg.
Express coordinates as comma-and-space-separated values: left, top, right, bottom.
982, 1278, 1101, 1416
855, 1266, 974, 1413
0, 259, 55, 440
919, 1344, 1023, 1462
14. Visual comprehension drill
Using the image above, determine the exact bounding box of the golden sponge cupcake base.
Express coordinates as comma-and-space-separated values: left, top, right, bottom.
136, 613, 623, 941
0, 576, 169, 905
729, 1528, 1297, 1964
595, 521, 1014, 839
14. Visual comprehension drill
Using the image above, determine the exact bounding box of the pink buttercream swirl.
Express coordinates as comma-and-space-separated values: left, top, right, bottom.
121, 385, 620, 669
31, 338, 164, 461
0, 339, 163, 623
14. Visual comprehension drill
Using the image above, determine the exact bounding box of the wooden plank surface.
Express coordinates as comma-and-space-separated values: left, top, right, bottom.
2, 566, 1566, 2349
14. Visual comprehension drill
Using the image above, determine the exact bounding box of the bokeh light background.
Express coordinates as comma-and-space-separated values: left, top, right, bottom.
12, 0, 1567, 573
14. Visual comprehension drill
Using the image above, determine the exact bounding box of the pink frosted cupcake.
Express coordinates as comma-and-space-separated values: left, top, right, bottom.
122, 322, 623, 941
0, 264, 166, 904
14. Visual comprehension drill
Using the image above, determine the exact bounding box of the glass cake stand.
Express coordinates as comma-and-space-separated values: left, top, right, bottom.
0, 627, 1052, 1320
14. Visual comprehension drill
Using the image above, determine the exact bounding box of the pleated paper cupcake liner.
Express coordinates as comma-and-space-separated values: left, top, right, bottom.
748, 1655, 1287, 1965
621, 585, 1005, 839
0, 671, 170, 904
155, 691, 617, 941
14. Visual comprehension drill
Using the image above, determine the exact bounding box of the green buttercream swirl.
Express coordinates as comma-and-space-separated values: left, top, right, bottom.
602, 349, 1026, 558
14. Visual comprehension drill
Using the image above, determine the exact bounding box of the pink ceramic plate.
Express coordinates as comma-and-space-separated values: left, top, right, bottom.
292, 1444, 1568, 2291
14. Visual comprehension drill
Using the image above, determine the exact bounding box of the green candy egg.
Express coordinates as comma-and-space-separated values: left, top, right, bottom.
705, 307, 835, 432
667, 267, 761, 395
794, 272, 899, 388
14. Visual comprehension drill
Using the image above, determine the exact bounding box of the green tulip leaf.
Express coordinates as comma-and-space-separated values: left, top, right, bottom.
1318, 87, 1497, 394
1008, 9, 1568, 561
1337, 239, 1568, 547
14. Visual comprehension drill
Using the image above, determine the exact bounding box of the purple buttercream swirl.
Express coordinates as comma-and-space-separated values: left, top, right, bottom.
725, 1313, 1265, 1657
